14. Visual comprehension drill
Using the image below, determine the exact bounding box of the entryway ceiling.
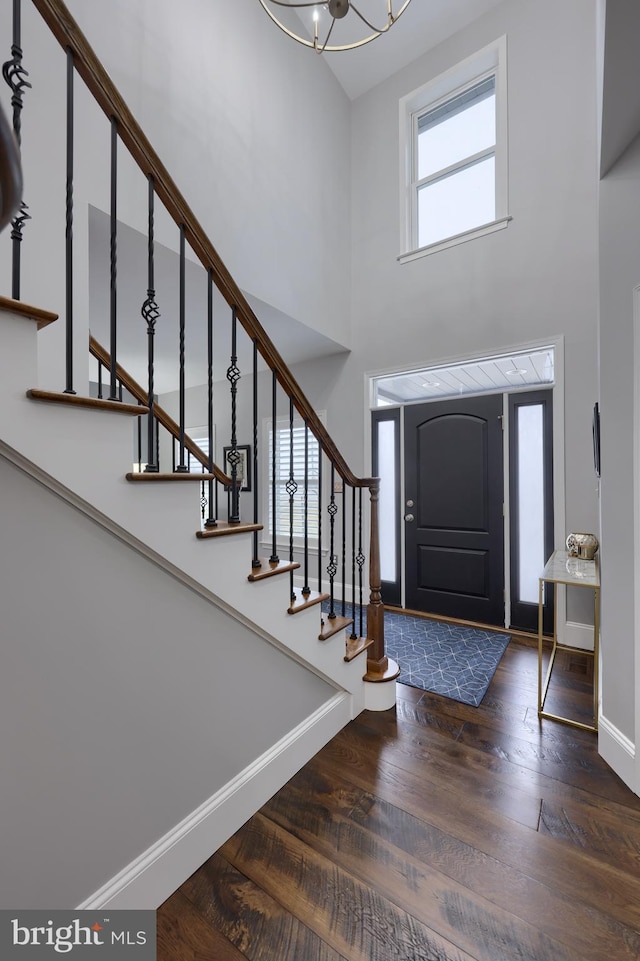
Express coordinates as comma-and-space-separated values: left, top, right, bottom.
317, 0, 506, 100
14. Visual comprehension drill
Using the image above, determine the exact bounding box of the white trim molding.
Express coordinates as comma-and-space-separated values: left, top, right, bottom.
77, 692, 353, 910
399, 35, 509, 260
563, 621, 596, 652
598, 714, 636, 791
398, 215, 511, 263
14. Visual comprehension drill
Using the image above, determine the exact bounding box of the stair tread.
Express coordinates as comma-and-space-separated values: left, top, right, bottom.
27, 389, 148, 416
0, 296, 57, 329
318, 614, 354, 641
126, 471, 216, 482
288, 590, 330, 615
248, 558, 300, 582
196, 521, 263, 539
344, 635, 375, 662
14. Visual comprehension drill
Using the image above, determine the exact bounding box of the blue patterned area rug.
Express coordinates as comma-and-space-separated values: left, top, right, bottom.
322, 603, 510, 707
384, 610, 510, 706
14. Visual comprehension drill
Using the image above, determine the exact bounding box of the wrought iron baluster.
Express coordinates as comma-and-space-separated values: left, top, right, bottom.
155, 417, 160, 472
317, 449, 322, 593
142, 175, 159, 471
252, 338, 260, 564
341, 482, 346, 617
2, 0, 31, 300
357, 487, 365, 639
350, 484, 358, 640
64, 48, 75, 393
136, 415, 142, 472
287, 397, 298, 602
327, 464, 337, 619
200, 475, 207, 522
175, 224, 188, 471
97, 359, 103, 399
109, 117, 118, 400
226, 306, 241, 521
204, 268, 217, 526
270, 370, 279, 563
302, 420, 310, 597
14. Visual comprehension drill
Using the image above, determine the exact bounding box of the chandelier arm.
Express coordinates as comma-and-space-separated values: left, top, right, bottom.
266, 1, 325, 7
317, 17, 337, 54
258, 0, 414, 53
348, 2, 390, 34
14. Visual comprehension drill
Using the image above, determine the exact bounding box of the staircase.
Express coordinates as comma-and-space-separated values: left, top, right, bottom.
0, 0, 398, 910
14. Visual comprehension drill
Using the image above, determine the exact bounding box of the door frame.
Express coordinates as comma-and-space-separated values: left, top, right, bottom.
365, 335, 567, 636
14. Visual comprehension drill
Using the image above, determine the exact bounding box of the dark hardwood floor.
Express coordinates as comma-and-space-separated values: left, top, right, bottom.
157, 640, 640, 960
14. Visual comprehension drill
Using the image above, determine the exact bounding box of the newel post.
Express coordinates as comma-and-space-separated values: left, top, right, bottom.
365, 480, 399, 684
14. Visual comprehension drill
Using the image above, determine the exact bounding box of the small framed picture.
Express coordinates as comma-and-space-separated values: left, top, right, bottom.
223, 444, 251, 492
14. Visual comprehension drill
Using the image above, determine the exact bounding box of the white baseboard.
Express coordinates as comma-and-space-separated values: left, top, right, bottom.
563, 620, 595, 651
598, 713, 637, 793
77, 692, 354, 910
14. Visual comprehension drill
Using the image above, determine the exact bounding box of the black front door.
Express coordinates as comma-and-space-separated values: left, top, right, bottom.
404, 394, 505, 625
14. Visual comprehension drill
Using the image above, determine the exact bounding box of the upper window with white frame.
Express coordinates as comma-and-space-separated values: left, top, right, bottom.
399, 36, 509, 260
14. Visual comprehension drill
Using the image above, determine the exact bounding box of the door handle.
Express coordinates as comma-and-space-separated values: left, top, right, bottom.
404, 513, 414, 522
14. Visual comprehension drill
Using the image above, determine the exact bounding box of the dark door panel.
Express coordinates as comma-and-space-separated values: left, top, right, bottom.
416, 545, 489, 597
405, 395, 504, 625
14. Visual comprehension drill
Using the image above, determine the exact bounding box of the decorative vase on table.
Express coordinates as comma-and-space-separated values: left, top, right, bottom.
565, 532, 599, 560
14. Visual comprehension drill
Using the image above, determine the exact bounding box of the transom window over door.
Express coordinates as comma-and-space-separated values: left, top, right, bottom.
399, 36, 509, 260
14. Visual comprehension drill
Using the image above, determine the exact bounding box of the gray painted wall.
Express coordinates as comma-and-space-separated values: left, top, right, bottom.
598, 133, 640, 741
59, 0, 352, 349
342, 0, 599, 625
0, 454, 335, 908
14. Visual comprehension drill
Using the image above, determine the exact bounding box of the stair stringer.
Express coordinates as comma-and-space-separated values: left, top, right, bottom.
0, 305, 370, 704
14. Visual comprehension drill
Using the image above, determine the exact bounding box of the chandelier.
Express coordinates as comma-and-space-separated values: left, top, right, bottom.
258, 1, 413, 53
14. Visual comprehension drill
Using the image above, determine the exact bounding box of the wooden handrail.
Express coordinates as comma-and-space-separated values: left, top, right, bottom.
0, 100, 23, 234
89, 335, 232, 486
32, 0, 376, 491
31, 0, 396, 684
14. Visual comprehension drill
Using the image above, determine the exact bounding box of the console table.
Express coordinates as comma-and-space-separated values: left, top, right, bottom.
537, 549, 599, 732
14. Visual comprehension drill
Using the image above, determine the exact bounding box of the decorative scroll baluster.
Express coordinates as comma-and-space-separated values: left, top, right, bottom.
109, 117, 118, 400
204, 269, 217, 526
350, 484, 358, 640
287, 397, 298, 602
327, 464, 337, 619
200, 475, 207, 522
270, 370, 279, 563
64, 48, 75, 393
357, 487, 365, 638
2, 0, 31, 300
251, 338, 260, 562
142, 175, 159, 471
302, 420, 311, 597
226, 306, 241, 520
175, 224, 188, 471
